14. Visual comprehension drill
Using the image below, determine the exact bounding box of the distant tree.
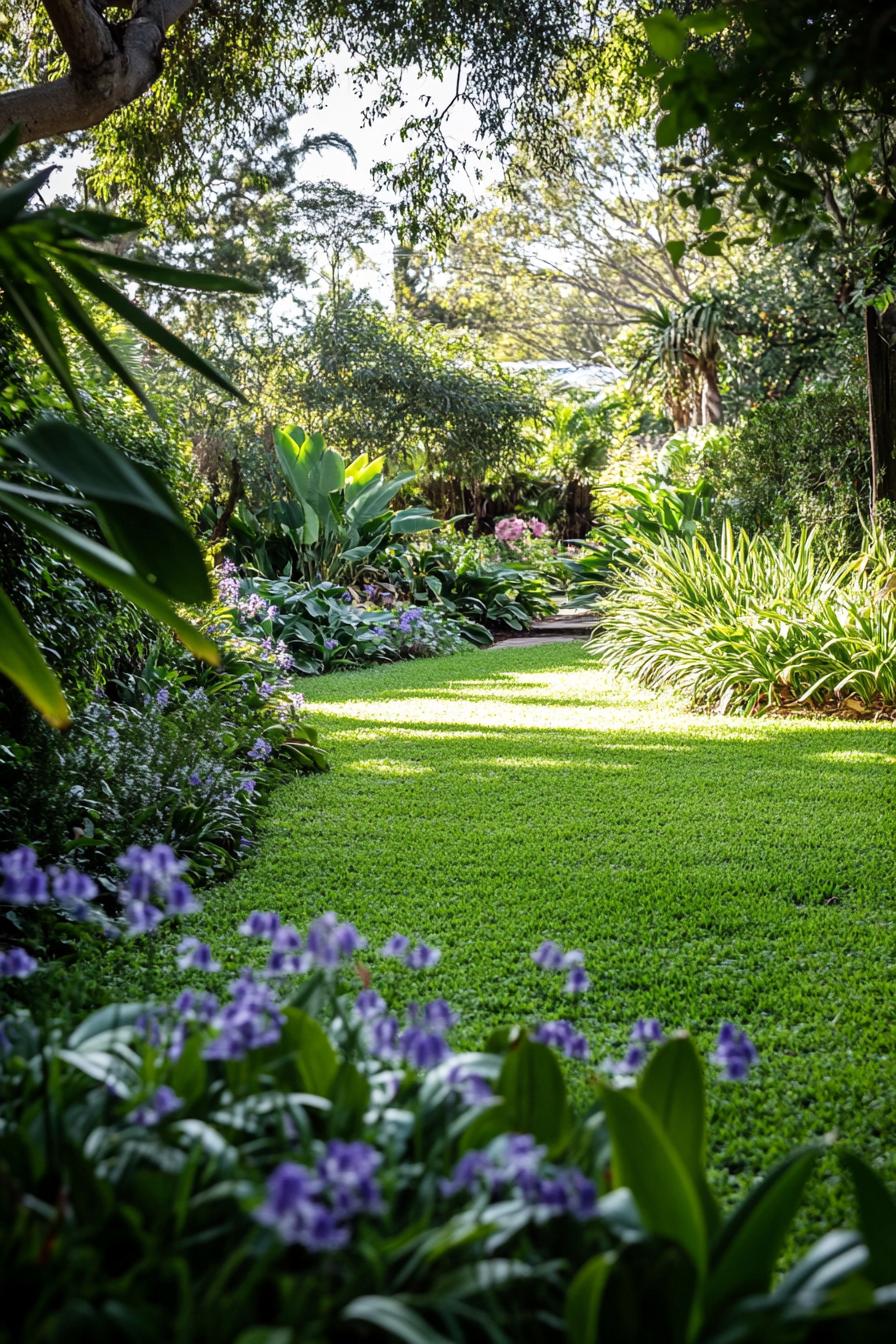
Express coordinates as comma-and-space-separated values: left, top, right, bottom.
0, 0, 601, 237
639, 0, 896, 506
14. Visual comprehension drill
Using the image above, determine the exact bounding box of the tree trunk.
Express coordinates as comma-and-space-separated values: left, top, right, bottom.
700, 361, 723, 426
865, 303, 896, 511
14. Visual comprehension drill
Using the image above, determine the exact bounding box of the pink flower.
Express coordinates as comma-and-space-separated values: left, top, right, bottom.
495, 517, 527, 543
528, 518, 548, 538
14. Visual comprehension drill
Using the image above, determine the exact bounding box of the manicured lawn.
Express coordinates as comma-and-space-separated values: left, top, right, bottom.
200, 643, 895, 1237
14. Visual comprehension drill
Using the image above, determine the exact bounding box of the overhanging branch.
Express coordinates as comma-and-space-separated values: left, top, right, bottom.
0, 0, 201, 145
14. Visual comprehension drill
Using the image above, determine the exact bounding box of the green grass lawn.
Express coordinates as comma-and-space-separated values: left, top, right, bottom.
198, 642, 894, 1238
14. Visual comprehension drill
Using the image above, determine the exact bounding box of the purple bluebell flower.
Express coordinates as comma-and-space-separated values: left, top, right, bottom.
203, 971, 285, 1060
265, 949, 303, 977
0, 847, 49, 906
124, 899, 164, 935
445, 1062, 494, 1106
0, 947, 38, 978
242, 778, 257, 794
174, 990, 196, 1016
128, 1085, 182, 1127
188, 771, 201, 787
135, 1011, 162, 1046
711, 1022, 758, 1080
177, 938, 221, 973
256, 1162, 350, 1251
324, 638, 338, 650
259, 681, 275, 700
341, 591, 353, 604
531, 939, 565, 970
239, 910, 281, 939
533, 1019, 590, 1060
422, 998, 458, 1031
317, 1141, 383, 1216
565, 966, 591, 994
630, 1017, 664, 1044
305, 913, 366, 968
440, 1150, 496, 1197
381, 933, 409, 958
367, 1013, 400, 1061
248, 738, 273, 761
155, 688, 170, 708
399, 1026, 452, 1069
355, 989, 386, 1021
272, 924, 302, 952
405, 941, 441, 969
168, 1022, 187, 1061
166, 878, 201, 916
605, 1043, 647, 1075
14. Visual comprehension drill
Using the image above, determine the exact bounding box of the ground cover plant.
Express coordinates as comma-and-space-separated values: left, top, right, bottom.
182, 642, 896, 1257
590, 525, 896, 715
1, 841, 895, 1342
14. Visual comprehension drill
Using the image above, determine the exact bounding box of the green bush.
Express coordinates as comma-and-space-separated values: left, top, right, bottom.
215, 568, 467, 674
2, 857, 895, 1343
388, 531, 560, 632
590, 524, 896, 714
705, 378, 871, 553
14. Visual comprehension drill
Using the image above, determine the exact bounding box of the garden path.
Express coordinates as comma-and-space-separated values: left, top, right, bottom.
210, 641, 896, 1239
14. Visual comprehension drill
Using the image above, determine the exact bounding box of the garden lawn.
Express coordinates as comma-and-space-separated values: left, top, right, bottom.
202, 642, 896, 1240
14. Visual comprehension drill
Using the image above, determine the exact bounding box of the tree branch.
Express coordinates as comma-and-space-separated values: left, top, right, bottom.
0, 0, 201, 144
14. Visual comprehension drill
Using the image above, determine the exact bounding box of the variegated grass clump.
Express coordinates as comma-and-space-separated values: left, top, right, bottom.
590, 523, 896, 715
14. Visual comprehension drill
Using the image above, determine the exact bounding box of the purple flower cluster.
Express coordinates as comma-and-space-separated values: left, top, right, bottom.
712, 1022, 758, 1080
255, 1140, 383, 1251
239, 910, 366, 977
380, 933, 441, 969
0, 947, 37, 978
531, 939, 591, 994
118, 844, 200, 934
203, 970, 285, 1060
215, 558, 240, 606
397, 607, 424, 634
127, 1085, 182, 1128
176, 938, 220, 973
248, 737, 273, 761
356, 990, 460, 1072
532, 1019, 590, 1059
1, 847, 102, 926
441, 1133, 596, 1221
604, 1018, 665, 1075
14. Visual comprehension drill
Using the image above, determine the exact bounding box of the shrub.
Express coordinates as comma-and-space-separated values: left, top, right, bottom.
389, 531, 560, 632
1, 849, 894, 1342
590, 524, 896, 715
215, 567, 467, 675
1, 624, 325, 885
704, 377, 871, 554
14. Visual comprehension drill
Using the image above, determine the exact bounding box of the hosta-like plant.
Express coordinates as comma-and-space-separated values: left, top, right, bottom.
2, 847, 895, 1342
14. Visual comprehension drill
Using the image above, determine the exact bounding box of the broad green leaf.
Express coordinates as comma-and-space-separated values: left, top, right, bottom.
328, 1061, 370, 1138
773, 1229, 868, 1302
686, 9, 729, 37
705, 1147, 821, 1320
666, 239, 687, 266
656, 112, 681, 149
0, 584, 70, 726
0, 492, 218, 664
638, 1036, 706, 1179
566, 1254, 613, 1344
68, 1002, 151, 1048
841, 1152, 896, 1286
699, 206, 723, 230
600, 1083, 707, 1275
10, 421, 210, 603
595, 1239, 698, 1344
341, 1296, 451, 1344
498, 1038, 572, 1148
643, 12, 687, 61
281, 1008, 339, 1095
63, 243, 262, 293
319, 447, 346, 494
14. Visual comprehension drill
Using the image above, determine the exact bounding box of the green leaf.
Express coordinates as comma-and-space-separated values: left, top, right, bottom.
686, 9, 729, 37
643, 12, 687, 60
10, 421, 210, 603
599, 1083, 707, 1275
328, 1061, 370, 1138
655, 113, 681, 149
0, 492, 218, 664
341, 1297, 451, 1344
58, 256, 246, 402
281, 1008, 339, 1095
698, 206, 723, 230
497, 1037, 572, 1148
566, 1254, 613, 1344
0, 584, 70, 727
63, 244, 263, 294
841, 1152, 896, 1286
319, 447, 346, 494
666, 239, 686, 266
235, 1329, 293, 1344
595, 1239, 698, 1344
705, 1147, 821, 1321
638, 1036, 705, 1179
